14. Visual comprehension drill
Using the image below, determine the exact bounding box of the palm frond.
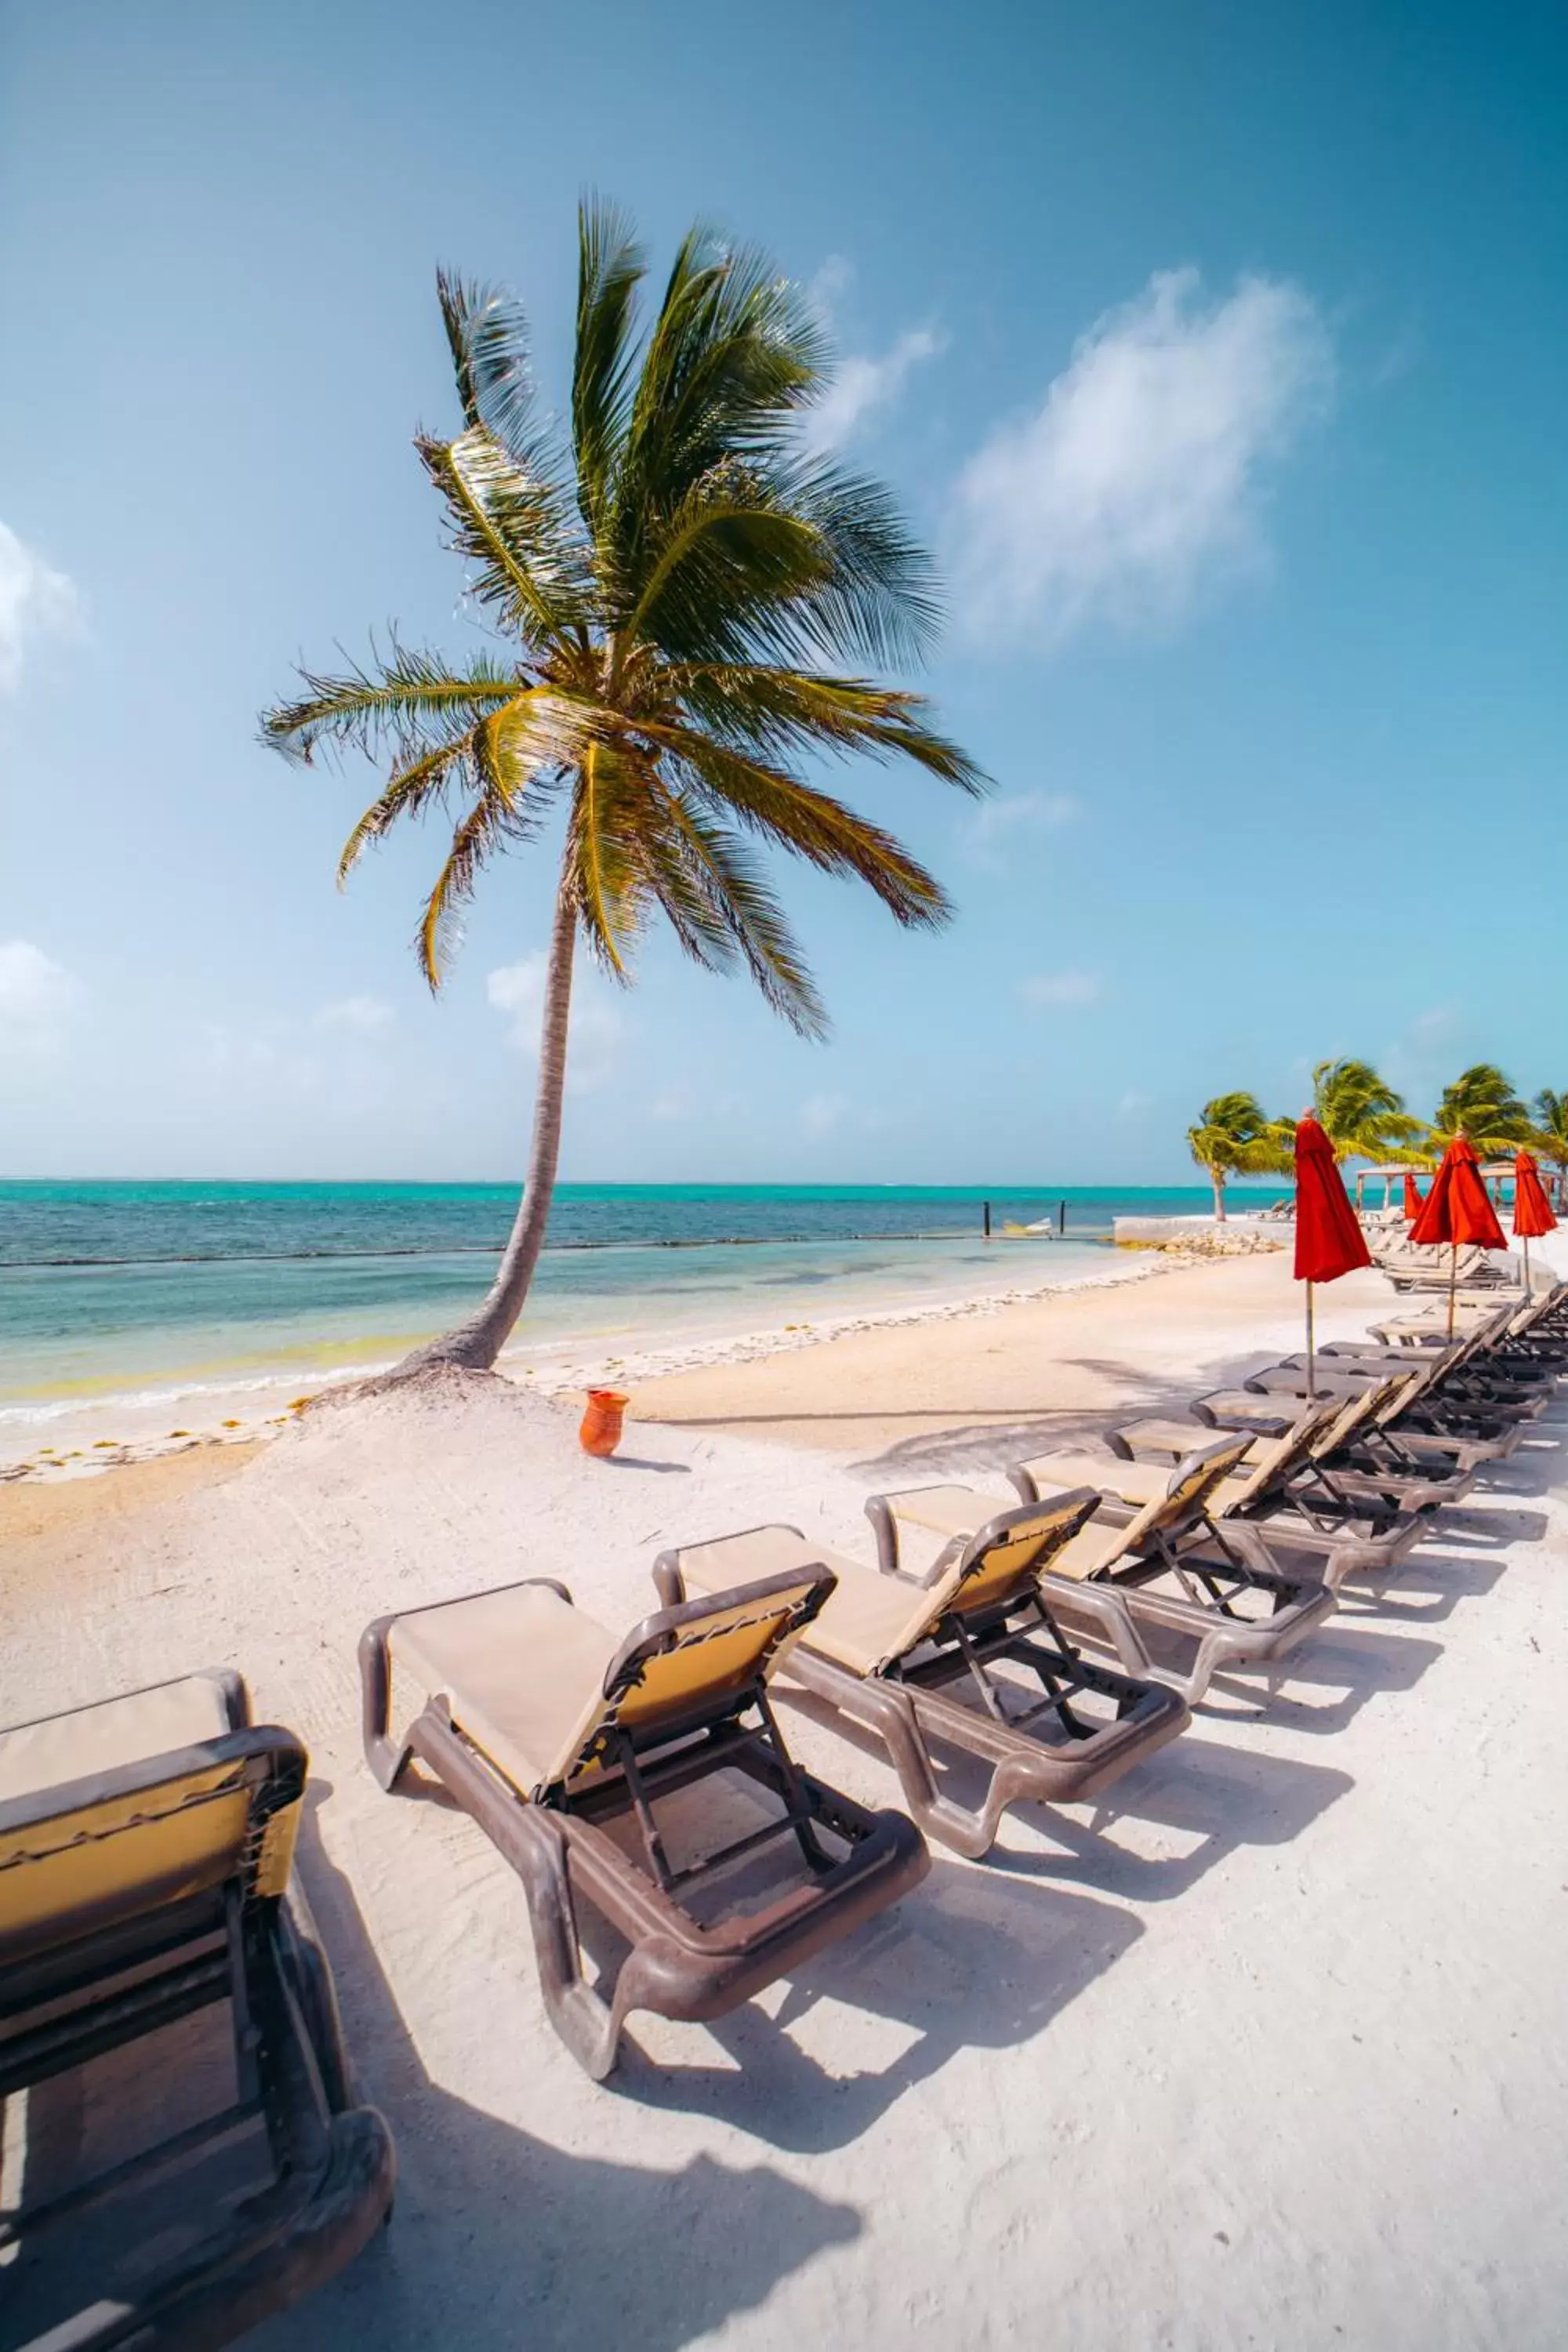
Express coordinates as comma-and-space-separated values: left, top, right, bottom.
646, 786, 828, 1037
416, 778, 517, 987
565, 738, 655, 976
618, 467, 833, 660
647, 725, 952, 930
260, 643, 521, 766
337, 687, 575, 886
666, 663, 985, 790
337, 738, 469, 883
572, 198, 644, 545
418, 427, 592, 649
435, 270, 537, 459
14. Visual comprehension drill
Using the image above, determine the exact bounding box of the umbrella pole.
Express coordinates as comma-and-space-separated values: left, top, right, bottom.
1306, 1280, 1316, 1398
1523, 1235, 1531, 1298
1448, 1243, 1457, 1340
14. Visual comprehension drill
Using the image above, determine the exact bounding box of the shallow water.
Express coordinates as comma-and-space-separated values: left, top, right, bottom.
0, 1181, 1258, 1414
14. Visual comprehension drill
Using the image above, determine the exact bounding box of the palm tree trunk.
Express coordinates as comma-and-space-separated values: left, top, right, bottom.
1210, 1170, 1228, 1222
397, 882, 576, 1374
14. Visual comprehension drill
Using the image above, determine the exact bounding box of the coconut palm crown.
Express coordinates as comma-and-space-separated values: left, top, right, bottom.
1186, 1092, 1294, 1222
260, 203, 984, 1373
1428, 1063, 1534, 1160
1310, 1057, 1426, 1165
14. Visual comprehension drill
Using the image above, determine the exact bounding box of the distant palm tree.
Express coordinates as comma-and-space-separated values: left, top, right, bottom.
1428, 1063, 1534, 1160
261, 204, 982, 1375
1311, 1057, 1426, 1165
1533, 1088, 1568, 1209
1186, 1093, 1294, 1222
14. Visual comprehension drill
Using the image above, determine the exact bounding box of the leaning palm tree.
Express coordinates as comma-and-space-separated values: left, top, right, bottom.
1186, 1093, 1294, 1222
1311, 1057, 1426, 1165
1531, 1088, 1568, 1210
261, 204, 983, 1375
1428, 1063, 1534, 1160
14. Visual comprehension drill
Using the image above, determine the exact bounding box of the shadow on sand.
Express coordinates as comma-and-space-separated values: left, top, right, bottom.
612, 1851, 1142, 2151
249, 1790, 862, 2352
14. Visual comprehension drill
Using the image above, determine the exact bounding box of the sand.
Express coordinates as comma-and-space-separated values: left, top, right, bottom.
4, 1254, 1566, 2349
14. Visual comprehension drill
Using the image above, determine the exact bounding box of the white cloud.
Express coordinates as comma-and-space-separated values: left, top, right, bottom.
1118, 1088, 1152, 1117
316, 994, 394, 1034
1018, 969, 1102, 1009
487, 955, 624, 1091
965, 791, 1080, 866
804, 326, 945, 453
953, 268, 1334, 646
0, 522, 78, 691
801, 1091, 847, 1138
0, 941, 81, 1055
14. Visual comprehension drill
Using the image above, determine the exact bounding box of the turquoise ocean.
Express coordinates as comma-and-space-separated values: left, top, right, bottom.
0, 1181, 1268, 1418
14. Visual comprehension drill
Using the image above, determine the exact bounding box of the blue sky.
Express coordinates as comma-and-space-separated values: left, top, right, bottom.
2, 0, 1564, 1182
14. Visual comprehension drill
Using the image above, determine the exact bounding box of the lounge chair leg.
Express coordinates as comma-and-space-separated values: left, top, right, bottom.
358, 1620, 414, 1792
506, 1810, 628, 2082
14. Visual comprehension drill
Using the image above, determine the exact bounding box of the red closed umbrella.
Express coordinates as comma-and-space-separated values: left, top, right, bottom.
1402, 1173, 1424, 1221
1408, 1132, 1508, 1333
1512, 1149, 1557, 1296
1294, 1115, 1372, 1392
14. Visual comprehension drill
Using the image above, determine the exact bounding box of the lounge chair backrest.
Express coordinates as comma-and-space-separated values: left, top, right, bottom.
1224, 1399, 1343, 1508
1374, 1365, 1432, 1427
1082, 1436, 1253, 1570
1158, 1436, 1254, 1523
933, 1490, 1103, 1621
0, 1677, 303, 1969
587, 1570, 834, 1758
1308, 1379, 1390, 1460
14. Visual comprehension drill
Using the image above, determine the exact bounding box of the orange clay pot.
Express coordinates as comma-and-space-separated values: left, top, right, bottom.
579, 1388, 629, 1457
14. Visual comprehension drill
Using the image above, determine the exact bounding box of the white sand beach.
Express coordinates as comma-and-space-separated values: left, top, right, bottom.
4, 1251, 1566, 2348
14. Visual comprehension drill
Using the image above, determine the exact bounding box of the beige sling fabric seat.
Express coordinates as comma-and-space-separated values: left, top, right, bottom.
0, 1671, 394, 2352
361, 1570, 928, 2079
881, 1437, 1334, 1705
655, 1493, 1189, 1861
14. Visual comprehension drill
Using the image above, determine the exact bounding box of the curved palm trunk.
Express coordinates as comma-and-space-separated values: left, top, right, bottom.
397, 884, 576, 1375
1210, 1169, 1228, 1222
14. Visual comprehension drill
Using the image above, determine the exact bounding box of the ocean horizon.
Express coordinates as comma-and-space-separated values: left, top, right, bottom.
0, 1179, 1285, 1415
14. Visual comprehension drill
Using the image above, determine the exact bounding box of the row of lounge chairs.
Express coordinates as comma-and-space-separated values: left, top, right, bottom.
3, 1283, 1563, 2347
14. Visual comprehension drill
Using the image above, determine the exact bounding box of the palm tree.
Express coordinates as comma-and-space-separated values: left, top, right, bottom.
1186, 1093, 1294, 1222
1311, 1057, 1426, 1165
1532, 1088, 1568, 1209
1428, 1063, 1534, 1159
261, 204, 983, 1376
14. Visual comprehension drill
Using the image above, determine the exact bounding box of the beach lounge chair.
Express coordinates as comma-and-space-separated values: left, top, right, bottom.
1194, 1352, 1529, 1476
653, 1488, 1189, 1860
1035, 1385, 1453, 1585
1262, 1322, 1554, 1421
840, 1440, 1334, 1708
1368, 1234, 1510, 1291
1239, 1310, 1551, 1427
358, 1570, 928, 2079
0, 1671, 394, 2352
1120, 1372, 1475, 1506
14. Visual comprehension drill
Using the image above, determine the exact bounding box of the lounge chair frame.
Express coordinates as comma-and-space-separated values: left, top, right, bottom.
658, 1499, 1187, 1860
0, 1671, 394, 2352
359, 1573, 927, 2080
